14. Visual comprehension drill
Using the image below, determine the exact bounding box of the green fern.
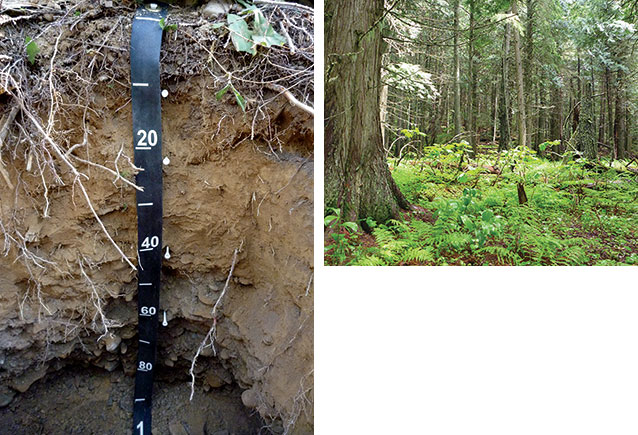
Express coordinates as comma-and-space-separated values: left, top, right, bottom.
400, 247, 435, 264
478, 245, 522, 265
351, 256, 387, 266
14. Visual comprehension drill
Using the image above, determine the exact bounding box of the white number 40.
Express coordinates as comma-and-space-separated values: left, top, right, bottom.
137, 129, 158, 147
141, 236, 159, 249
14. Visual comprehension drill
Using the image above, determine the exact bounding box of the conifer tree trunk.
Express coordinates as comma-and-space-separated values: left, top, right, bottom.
453, 0, 462, 138
468, 0, 478, 153
550, 83, 563, 154
576, 82, 597, 159
615, 69, 627, 160
325, 0, 408, 225
598, 79, 606, 146
511, 0, 527, 148
524, 0, 535, 149
498, 23, 511, 152
607, 67, 615, 147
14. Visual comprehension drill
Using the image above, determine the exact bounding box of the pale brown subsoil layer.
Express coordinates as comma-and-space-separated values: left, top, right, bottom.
0, 80, 313, 433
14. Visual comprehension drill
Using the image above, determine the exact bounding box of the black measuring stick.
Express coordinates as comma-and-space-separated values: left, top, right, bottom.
131, 3, 167, 434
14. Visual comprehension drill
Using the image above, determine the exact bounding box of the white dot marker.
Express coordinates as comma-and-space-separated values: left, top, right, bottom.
161, 89, 168, 98
150, 3, 158, 10
162, 311, 168, 327
164, 246, 170, 260
163, 156, 170, 166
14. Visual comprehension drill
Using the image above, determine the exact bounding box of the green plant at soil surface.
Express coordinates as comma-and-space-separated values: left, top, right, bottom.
25, 37, 39, 65
158, 18, 177, 32
216, 81, 247, 112
224, 1, 286, 56
325, 143, 638, 266
324, 208, 365, 265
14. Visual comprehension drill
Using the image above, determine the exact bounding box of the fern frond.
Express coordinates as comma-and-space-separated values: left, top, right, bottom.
400, 247, 435, 263
478, 245, 522, 265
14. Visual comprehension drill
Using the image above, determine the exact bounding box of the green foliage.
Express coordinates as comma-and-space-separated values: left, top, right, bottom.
400, 127, 427, 139
25, 37, 39, 65
216, 82, 247, 112
384, 62, 440, 100
324, 208, 361, 265
226, 4, 286, 55
159, 18, 178, 32
333, 145, 638, 266
538, 140, 560, 152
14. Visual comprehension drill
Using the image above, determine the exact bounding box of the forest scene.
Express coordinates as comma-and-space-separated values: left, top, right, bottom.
325, 0, 638, 266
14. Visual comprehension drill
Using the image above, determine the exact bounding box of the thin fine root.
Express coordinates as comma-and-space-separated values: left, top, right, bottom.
189, 242, 242, 401
7, 82, 137, 270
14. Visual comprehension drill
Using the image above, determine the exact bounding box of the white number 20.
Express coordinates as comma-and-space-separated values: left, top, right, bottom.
137, 129, 158, 147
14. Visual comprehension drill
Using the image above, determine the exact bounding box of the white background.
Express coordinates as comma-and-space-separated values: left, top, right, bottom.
313, 3, 638, 434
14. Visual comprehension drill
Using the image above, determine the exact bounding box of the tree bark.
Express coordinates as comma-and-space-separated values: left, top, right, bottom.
511, 0, 527, 148
614, 69, 626, 160
524, 0, 535, 149
453, 0, 462, 138
606, 67, 615, 148
575, 82, 597, 159
537, 88, 546, 148
550, 82, 563, 154
498, 22, 511, 152
325, 0, 408, 225
468, 0, 478, 153
598, 72, 606, 146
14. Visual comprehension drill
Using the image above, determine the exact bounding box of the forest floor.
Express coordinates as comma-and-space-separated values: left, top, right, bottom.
325, 143, 638, 266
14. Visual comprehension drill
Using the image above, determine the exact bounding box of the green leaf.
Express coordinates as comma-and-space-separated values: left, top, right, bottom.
251, 10, 286, 48
159, 18, 177, 31
460, 215, 473, 229
232, 86, 247, 112
25, 37, 39, 65
324, 215, 338, 226
211, 22, 225, 29
343, 222, 359, 233
457, 173, 469, 183
227, 14, 255, 55
364, 217, 377, 229
481, 210, 494, 222
216, 84, 231, 100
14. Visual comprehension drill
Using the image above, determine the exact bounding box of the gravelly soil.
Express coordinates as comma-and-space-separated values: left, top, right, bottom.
0, 366, 263, 435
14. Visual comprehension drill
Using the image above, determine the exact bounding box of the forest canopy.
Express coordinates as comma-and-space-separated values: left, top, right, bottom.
381, 0, 637, 156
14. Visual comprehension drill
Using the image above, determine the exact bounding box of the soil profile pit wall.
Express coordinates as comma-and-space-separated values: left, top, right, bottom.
0, 2, 314, 433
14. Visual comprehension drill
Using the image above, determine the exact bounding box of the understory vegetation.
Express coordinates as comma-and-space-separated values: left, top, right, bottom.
325, 143, 638, 266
